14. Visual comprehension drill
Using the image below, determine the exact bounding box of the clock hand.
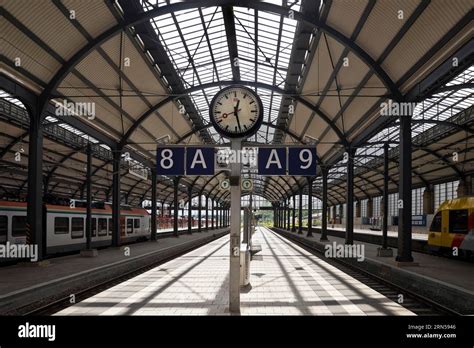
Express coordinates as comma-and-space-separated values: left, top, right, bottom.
234, 113, 242, 131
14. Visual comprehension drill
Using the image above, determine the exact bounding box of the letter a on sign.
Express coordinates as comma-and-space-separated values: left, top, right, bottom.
258, 148, 286, 175
186, 148, 215, 175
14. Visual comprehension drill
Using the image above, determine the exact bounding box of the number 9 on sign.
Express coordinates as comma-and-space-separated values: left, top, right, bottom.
288, 147, 317, 175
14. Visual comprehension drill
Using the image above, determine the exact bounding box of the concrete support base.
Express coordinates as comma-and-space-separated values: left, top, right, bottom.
377, 247, 393, 257
80, 249, 99, 257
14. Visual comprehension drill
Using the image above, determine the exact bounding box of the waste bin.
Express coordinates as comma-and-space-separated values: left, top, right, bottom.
240, 243, 250, 287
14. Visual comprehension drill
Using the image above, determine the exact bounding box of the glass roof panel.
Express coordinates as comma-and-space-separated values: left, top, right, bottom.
142, 1, 301, 144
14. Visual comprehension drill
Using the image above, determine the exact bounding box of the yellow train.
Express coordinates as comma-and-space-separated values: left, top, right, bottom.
428, 196, 474, 256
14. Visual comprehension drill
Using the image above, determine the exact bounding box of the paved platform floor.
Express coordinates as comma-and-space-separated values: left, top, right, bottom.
56, 227, 414, 316
280, 227, 474, 291
0, 228, 226, 297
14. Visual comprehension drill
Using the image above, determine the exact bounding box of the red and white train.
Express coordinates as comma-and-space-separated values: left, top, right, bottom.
0, 200, 150, 254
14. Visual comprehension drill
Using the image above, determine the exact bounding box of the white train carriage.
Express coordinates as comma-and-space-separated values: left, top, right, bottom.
0, 201, 27, 245
0, 200, 151, 256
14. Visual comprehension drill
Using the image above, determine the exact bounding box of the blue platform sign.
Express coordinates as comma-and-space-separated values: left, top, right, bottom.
156, 147, 185, 175
288, 147, 317, 175
186, 147, 215, 175
258, 148, 286, 175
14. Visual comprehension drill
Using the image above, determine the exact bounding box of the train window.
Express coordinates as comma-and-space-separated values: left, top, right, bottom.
92, 218, 97, 237
0, 216, 7, 243
98, 218, 107, 236
54, 217, 69, 234
134, 219, 140, 229
71, 218, 84, 239
449, 209, 468, 234
430, 212, 442, 232
108, 218, 112, 235
126, 219, 133, 234
12, 216, 27, 237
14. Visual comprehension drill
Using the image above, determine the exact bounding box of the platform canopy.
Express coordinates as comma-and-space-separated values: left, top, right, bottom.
1, 0, 472, 206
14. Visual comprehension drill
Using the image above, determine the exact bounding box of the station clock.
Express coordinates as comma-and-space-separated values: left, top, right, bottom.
209, 85, 263, 139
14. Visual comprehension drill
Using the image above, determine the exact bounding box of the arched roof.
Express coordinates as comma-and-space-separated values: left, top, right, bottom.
1, 0, 472, 205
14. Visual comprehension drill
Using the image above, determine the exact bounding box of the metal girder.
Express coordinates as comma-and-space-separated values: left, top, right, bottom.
395, 119, 474, 135
121, 80, 345, 147
118, 0, 213, 144
298, 0, 376, 140
415, 146, 463, 177
273, 0, 323, 143
0, 131, 28, 159
350, 19, 473, 150
32, 0, 402, 148
222, 6, 240, 81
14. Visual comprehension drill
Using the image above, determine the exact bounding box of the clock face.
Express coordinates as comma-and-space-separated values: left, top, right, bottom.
210, 85, 263, 139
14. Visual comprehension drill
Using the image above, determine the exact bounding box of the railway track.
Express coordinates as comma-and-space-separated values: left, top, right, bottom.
271, 227, 460, 316
18, 231, 229, 316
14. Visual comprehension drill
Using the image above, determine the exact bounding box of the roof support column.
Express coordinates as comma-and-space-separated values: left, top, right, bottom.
211, 199, 215, 229
205, 198, 209, 230
378, 142, 393, 256
291, 195, 296, 232
283, 201, 287, 230
345, 147, 355, 245
287, 199, 290, 230
321, 167, 329, 241
26, 104, 44, 261
198, 194, 202, 233
187, 187, 193, 234
298, 189, 303, 234
173, 177, 180, 237
85, 143, 92, 251
151, 169, 157, 241
278, 205, 282, 228
422, 185, 434, 215
397, 113, 414, 263
112, 148, 122, 247
307, 177, 313, 238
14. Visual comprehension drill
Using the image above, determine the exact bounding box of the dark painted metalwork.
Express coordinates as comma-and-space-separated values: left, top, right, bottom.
198, 194, 202, 233
298, 188, 303, 234
188, 186, 193, 234
211, 199, 215, 229
173, 176, 180, 237
307, 177, 313, 237
345, 147, 355, 245
151, 169, 157, 241
85, 142, 92, 250
287, 199, 291, 230
292, 195, 296, 232
321, 167, 329, 241
112, 148, 122, 247
397, 115, 414, 262
205, 197, 209, 230
382, 142, 389, 249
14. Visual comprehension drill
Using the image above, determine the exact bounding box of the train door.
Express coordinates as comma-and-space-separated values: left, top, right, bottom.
134, 218, 140, 234
126, 217, 134, 235
441, 209, 450, 247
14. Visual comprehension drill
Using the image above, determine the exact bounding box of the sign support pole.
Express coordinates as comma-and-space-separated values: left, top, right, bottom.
229, 139, 242, 313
